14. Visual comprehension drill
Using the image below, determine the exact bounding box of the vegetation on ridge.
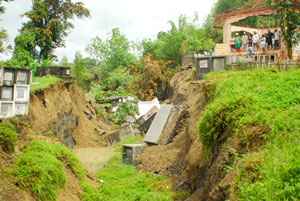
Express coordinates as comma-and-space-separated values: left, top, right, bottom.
199, 68, 300, 200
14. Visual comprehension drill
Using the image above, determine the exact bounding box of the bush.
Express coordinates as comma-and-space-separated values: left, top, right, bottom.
115, 99, 139, 125
30, 75, 62, 92
14, 141, 86, 200
0, 123, 18, 153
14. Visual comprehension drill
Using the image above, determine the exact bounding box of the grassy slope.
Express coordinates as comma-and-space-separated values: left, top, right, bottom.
11, 136, 187, 201
14, 140, 100, 201
96, 136, 189, 201
30, 75, 62, 92
199, 69, 300, 200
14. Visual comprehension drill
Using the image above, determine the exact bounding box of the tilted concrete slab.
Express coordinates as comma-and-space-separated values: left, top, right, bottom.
144, 104, 173, 144
103, 124, 140, 146
157, 105, 188, 145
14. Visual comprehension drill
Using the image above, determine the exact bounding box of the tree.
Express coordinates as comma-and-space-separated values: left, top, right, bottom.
15, 0, 90, 60
86, 28, 136, 71
128, 54, 174, 100
72, 51, 88, 88
0, 0, 14, 53
273, 0, 300, 59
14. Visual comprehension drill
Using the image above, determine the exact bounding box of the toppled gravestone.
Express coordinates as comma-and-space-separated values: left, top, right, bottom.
136, 105, 159, 133
143, 104, 188, 145
103, 124, 140, 146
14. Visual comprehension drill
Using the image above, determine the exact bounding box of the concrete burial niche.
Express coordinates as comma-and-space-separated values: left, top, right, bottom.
122, 144, 146, 165
14, 85, 30, 102
3, 69, 15, 86
0, 102, 14, 118
1, 87, 14, 101
36, 66, 72, 78
15, 103, 29, 116
16, 71, 30, 85
0, 67, 32, 119
196, 56, 227, 79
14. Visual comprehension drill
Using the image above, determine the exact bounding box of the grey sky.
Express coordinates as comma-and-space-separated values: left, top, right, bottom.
1, 0, 215, 62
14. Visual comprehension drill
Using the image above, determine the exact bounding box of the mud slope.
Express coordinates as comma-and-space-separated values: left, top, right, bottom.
21, 82, 110, 148
136, 69, 237, 201
135, 69, 207, 191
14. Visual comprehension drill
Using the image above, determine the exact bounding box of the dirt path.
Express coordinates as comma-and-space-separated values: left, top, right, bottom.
73, 148, 115, 174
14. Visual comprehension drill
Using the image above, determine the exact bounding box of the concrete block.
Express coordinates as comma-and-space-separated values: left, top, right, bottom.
122, 144, 146, 165
1, 86, 14, 101
14, 85, 30, 102
0, 101, 14, 118
104, 124, 140, 146
15, 103, 29, 116
144, 104, 173, 144
3, 69, 15, 86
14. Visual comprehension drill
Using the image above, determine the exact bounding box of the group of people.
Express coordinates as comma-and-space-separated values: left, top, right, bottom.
230, 29, 281, 54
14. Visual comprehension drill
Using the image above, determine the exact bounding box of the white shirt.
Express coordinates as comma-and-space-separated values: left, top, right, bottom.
253, 34, 259, 43
242, 35, 248, 44
275, 32, 280, 40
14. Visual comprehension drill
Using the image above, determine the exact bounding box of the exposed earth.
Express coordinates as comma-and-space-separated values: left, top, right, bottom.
73, 147, 115, 174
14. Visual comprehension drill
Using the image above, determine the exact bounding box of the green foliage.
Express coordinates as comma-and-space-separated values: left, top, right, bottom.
15, 0, 90, 60
273, 0, 300, 58
30, 75, 62, 92
115, 100, 139, 125
198, 69, 300, 199
72, 51, 92, 89
79, 181, 101, 201
0, 123, 17, 153
105, 67, 132, 91
14, 140, 86, 200
0, 0, 14, 53
96, 154, 188, 201
86, 28, 136, 73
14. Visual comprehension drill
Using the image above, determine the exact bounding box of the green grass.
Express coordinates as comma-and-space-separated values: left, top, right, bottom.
96, 136, 189, 201
31, 75, 62, 92
96, 155, 188, 201
112, 135, 144, 152
14, 140, 100, 201
0, 123, 17, 153
198, 68, 300, 200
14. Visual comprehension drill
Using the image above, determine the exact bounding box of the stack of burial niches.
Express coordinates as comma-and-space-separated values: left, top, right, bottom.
0, 67, 32, 118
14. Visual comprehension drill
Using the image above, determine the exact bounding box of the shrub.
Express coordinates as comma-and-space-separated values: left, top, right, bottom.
14, 141, 86, 200
0, 123, 18, 153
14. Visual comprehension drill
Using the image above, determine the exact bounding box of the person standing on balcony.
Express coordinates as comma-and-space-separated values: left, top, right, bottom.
253, 31, 259, 51
267, 29, 274, 50
242, 32, 249, 52
260, 34, 266, 52
235, 33, 241, 52
274, 29, 280, 50
248, 34, 253, 48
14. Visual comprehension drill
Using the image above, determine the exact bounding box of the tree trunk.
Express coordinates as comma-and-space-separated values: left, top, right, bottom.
287, 44, 293, 60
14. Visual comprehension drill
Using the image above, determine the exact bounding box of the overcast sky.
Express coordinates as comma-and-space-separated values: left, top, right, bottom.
1, 0, 215, 62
